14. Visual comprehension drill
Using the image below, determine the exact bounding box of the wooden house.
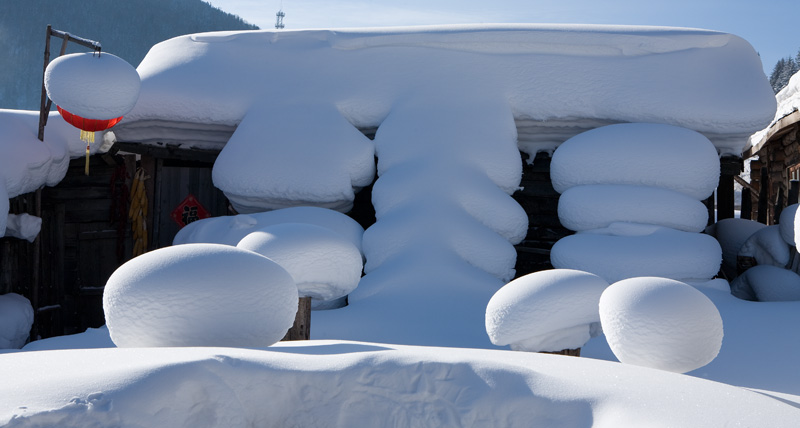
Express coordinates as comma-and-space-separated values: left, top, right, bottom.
742, 109, 800, 224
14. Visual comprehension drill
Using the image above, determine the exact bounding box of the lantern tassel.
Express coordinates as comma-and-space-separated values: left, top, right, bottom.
80, 131, 94, 175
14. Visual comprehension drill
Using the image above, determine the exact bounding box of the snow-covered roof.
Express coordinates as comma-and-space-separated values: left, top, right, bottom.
114, 24, 775, 156
748, 70, 800, 155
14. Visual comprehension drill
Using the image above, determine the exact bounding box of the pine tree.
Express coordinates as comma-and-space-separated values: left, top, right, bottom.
769, 57, 800, 94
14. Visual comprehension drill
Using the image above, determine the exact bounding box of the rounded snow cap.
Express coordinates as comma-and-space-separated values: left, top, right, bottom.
103, 243, 298, 348
550, 123, 720, 200
599, 277, 723, 373
485, 269, 609, 352
237, 223, 363, 304
45, 52, 141, 120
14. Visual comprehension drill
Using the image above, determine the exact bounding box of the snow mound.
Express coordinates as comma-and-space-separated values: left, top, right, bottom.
172, 206, 365, 256
730, 265, 800, 302
780, 204, 798, 246
4, 213, 42, 242
485, 269, 608, 352
558, 184, 708, 232
3, 344, 799, 427
45, 52, 140, 120
550, 123, 720, 200
599, 277, 723, 373
103, 243, 298, 347
737, 225, 792, 269
236, 223, 362, 305
212, 103, 375, 213
706, 218, 767, 279
0, 293, 33, 349
551, 227, 722, 283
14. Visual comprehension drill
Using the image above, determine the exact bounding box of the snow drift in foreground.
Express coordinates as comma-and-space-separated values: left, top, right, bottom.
2, 343, 798, 427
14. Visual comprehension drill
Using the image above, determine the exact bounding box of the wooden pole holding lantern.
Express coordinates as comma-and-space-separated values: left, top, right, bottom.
31, 27, 103, 339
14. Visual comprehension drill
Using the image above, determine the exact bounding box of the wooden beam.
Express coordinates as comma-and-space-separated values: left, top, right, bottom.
112, 141, 221, 164
744, 109, 800, 158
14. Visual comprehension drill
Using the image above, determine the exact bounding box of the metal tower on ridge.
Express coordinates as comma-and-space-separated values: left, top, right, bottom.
275, 9, 285, 29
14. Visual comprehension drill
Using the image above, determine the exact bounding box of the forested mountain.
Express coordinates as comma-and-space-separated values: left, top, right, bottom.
769, 51, 800, 94
0, 0, 258, 110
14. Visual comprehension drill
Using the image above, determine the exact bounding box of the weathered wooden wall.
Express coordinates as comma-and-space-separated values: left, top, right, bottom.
747, 122, 800, 224
511, 152, 573, 278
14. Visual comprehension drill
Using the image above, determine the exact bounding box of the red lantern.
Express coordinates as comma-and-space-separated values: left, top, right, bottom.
56, 106, 124, 143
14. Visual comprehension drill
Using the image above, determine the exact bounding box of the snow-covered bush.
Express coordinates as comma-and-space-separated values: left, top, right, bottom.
730, 265, 800, 302
599, 277, 723, 373
237, 223, 362, 308
485, 269, 608, 352
705, 218, 766, 279
103, 244, 298, 348
0, 293, 33, 349
172, 206, 365, 258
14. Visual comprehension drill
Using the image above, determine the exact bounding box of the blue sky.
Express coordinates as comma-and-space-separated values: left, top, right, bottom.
205, 0, 800, 76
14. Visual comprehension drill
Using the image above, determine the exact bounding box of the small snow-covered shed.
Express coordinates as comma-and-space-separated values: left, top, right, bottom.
744, 71, 800, 224
1, 24, 777, 346
111, 24, 775, 274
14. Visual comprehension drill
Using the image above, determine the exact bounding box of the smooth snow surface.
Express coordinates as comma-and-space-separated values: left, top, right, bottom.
3, 343, 799, 428
236, 223, 362, 304
212, 103, 375, 213
599, 277, 723, 373
0, 293, 33, 349
551, 227, 722, 283
44, 53, 140, 120
550, 123, 720, 199
103, 244, 298, 348
731, 265, 800, 302
173, 206, 365, 256
115, 24, 775, 158
557, 184, 708, 232
485, 269, 608, 352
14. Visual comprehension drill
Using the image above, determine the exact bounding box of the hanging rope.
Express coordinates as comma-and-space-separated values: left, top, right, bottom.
128, 168, 149, 257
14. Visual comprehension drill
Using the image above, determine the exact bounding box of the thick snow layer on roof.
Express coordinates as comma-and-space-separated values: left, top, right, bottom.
0, 109, 104, 237
749, 71, 800, 149
3, 342, 799, 427
115, 24, 775, 158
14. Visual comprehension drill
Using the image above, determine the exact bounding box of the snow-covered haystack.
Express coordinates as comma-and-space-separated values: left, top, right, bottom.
599, 277, 723, 373
237, 223, 362, 308
0, 293, 34, 349
313, 92, 528, 347
550, 123, 722, 283
103, 244, 298, 347
173, 206, 365, 257
485, 269, 608, 352
212, 104, 376, 213
730, 265, 800, 302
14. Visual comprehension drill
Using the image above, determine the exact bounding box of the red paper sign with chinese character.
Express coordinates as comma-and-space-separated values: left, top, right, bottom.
171, 193, 210, 228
